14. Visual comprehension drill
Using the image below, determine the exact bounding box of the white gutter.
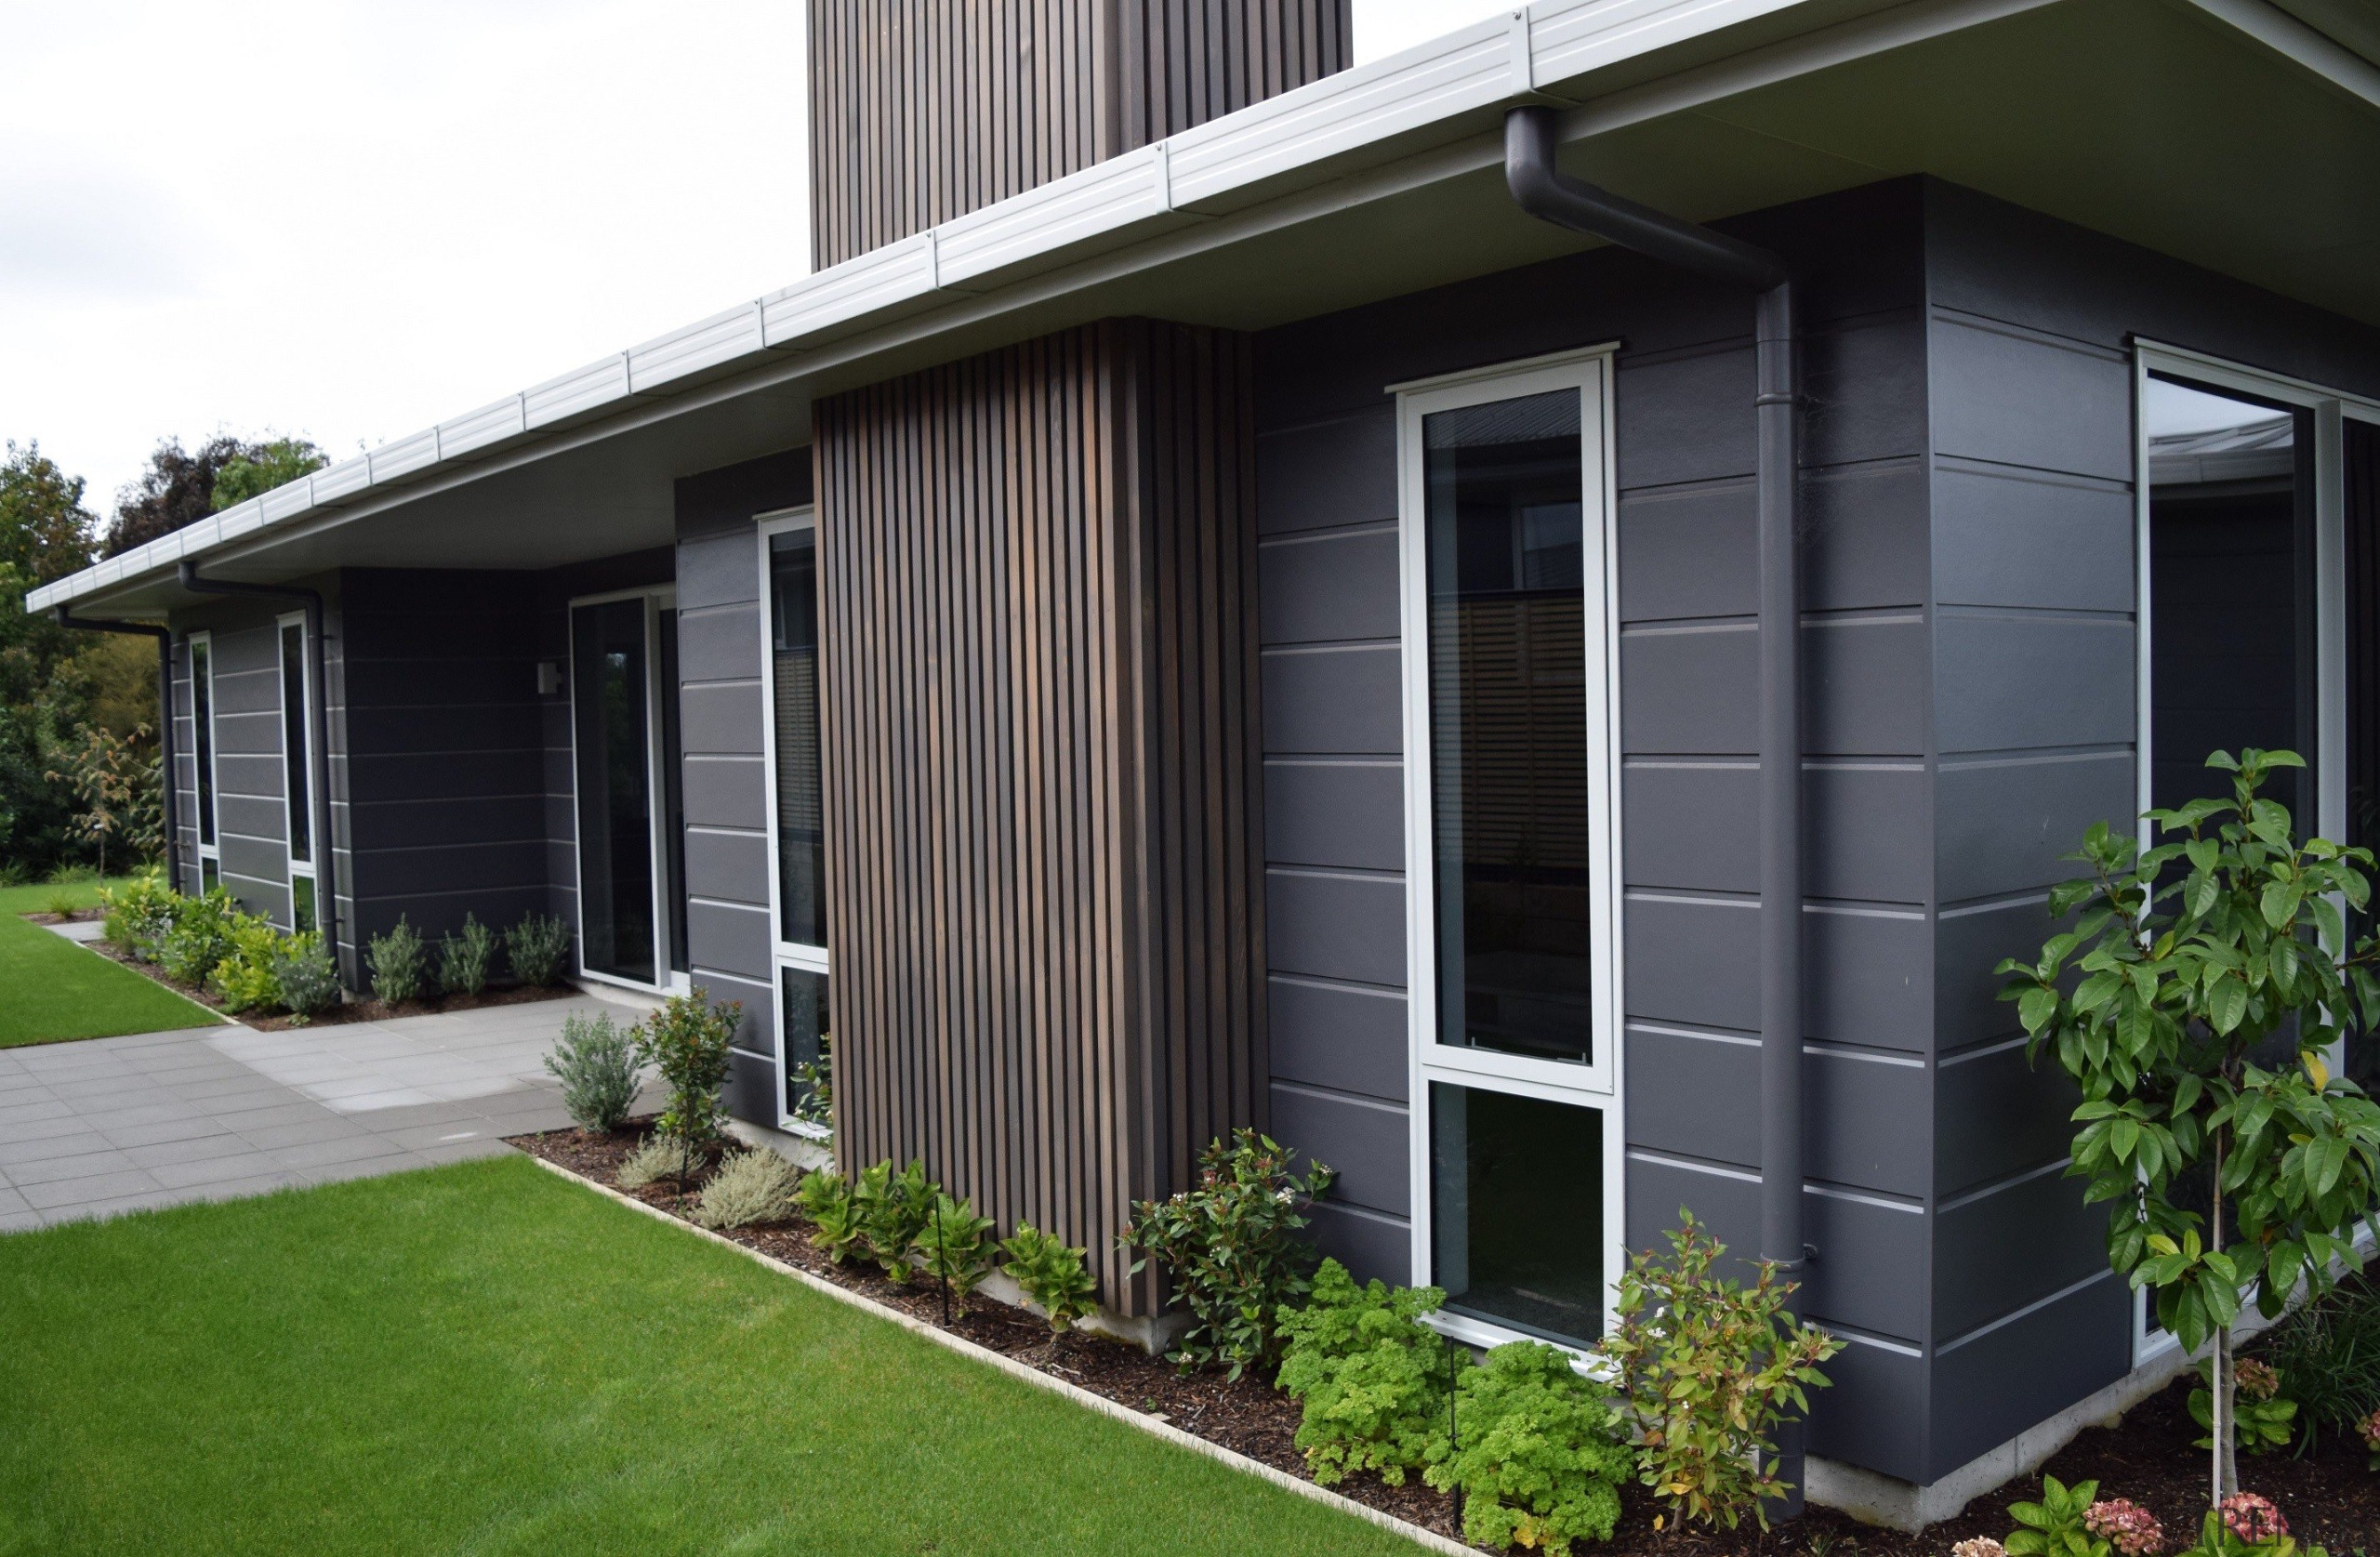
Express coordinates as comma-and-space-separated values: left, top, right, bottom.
29, 0, 2020, 614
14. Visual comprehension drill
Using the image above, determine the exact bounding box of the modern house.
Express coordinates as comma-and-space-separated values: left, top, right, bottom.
27, 0, 2380, 1527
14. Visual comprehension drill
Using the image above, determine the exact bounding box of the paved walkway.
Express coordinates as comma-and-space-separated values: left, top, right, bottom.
0, 992, 664, 1233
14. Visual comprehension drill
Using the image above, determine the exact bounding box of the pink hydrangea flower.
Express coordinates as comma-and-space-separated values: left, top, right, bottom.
1950, 1539, 2006, 1557
2218, 1492, 2287, 1545
2230, 1358, 2281, 1402
2084, 1498, 2165, 1557
2359, 1405, 2380, 1453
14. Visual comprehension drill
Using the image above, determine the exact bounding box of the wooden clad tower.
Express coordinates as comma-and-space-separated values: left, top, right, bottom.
808, 0, 1352, 269
808, 3, 1343, 1313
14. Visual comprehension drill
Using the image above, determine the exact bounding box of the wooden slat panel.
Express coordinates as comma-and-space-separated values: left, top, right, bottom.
817, 321, 1264, 1313
807, 0, 1351, 270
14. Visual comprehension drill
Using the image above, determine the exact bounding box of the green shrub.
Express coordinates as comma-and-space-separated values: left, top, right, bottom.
789, 1030, 833, 1136
853, 1159, 935, 1282
1596, 1208, 1843, 1531
2191, 1358, 2298, 1456
42, 888, 79, 918
2173, 1497, 2328, 1557
99, 869, 179, 960
797, 1168, 866, 1263
913, 1191, 997, 1297
1422, 1341, 1630, 1555
436, 914, 496, 997
631, 988, 739, 1145
999, 1223, 1098, 1334
543, 1011, 642, 1132
507, 911, 571, 986
2256, 1274, 2380, 1450
271, 932, 341, 1023
158, 889, 239, 984
46, 864, 99, 885
693, 1146, 803, 1230
2005, 1474, 2111, 1557
207, 917, 285, 1013
366, 917, 429, 1005
615, 1133, 692, 1191
1276, 1260, 1463, 1487
1121, 1128, 1336, 1379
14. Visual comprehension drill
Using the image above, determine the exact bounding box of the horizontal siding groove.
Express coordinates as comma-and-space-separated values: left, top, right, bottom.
1627, 1145, 1763, 1183
1257, 406, 1390, 439
1803, 899, 1927, 918
1818, 1321, 1928, 1359
686, 895, 769, 915
1317, 1198, 1409, 1230
1804, 1039, 1927, 1068
1620, 617, 1755, 637
1935, 1267, 2116, 1356
1937, 744, 2132, 771
1938, 1031, 2032, 1066
1930, 303, 2130, 363
1805, 607, 1927, 627
1611, 333, 1754, 371
1270, 969, 1405, 997
1271, 1077, 1407, 1114
1938, 886, 2054, 917
1934, 453, 2132, 494
691, 967, 772, 993
685, 823, 770, 839
679, 674, 765, 691
1269, 863, 1402, 883
1255, 518, 1397, 548
1260, 640, 1397, 656
1937, 1154, 2075, 1215
681, 752, 765, 765
1627, 1017, 1761, 1046
676, 600, 759, 619
1804, 1179, 1926, 1214
1626, 886, 1758, 908
1264, 755, 1399, 769
1625, 756, 1758, 770
213, 830, 286, 848
1937, 603, 2134, 626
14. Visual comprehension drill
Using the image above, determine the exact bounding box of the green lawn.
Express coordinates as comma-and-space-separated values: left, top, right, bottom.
0, 1155, 1417, 1557
0, 878, 219, 1047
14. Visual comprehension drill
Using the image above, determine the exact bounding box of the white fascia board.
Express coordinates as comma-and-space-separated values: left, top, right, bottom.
628, 300, 769, 395
523, 353, 632, 430
438, 395, 530, 460
2178, 0, 2380, 111
28, 0, 2012, 615
258, 479, 314, 525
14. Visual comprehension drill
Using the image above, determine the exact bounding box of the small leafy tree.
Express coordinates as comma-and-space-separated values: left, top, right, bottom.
1595, 1208, 1843, 1530
631, 989, 740, 1181
2000, 748, 2380, 1505
44, 721, 161, 876
1121, 1128, 1336, 1379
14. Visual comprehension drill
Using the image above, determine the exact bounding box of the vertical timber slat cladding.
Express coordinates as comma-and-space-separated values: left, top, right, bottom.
806, 0, 1350, 270
817, 320, 1264, 1313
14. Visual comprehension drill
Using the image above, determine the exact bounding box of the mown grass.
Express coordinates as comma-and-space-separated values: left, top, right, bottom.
0, 1155, 1421, 1557
0, 876, 218, 1048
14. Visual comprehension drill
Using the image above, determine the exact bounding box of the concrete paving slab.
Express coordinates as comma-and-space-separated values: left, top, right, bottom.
148, 1152, 286, 1190
239, 1116, 369, 1151
125, 1133, 260, 1170
8, 1148, 139, 1185
99, 1114, 237, 1150
22, 1168, 163, 1209
271, 1134, 410, 1171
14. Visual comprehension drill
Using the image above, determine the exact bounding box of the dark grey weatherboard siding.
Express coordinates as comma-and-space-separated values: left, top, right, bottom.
172, 604, 301, 924
1252, 179, 1941, 1478
672, 449, 814, 1127
1916, 180, 2380, 1477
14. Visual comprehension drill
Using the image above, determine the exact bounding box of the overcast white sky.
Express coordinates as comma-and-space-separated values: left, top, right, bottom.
0, 0, 1509, 518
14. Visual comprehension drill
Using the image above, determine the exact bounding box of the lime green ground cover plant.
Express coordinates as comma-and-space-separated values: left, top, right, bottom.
1999, 749, 2380, 1504
0, 875, 217, 1047
999, 1223, 1098, 1334
0, 1155, 1422, 1557
1422, 1340, 1632, 1556
1275, 1258, 1465, 1487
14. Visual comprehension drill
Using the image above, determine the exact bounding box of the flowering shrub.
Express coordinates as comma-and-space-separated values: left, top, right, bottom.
1122, 1128, 1335, 1379
2085, 1498, 2166, 1557
1954, 1541, 2010, 1557
1596, 1208, 1843, 1531
2219, 1495, 2286, 1545
2359, 1404, 2380, 1470
2190, 1358, 2298, 1456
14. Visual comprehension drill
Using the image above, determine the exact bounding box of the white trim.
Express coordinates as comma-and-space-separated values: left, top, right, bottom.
273, 611, 316, 933
2128, 340, 2365, 1365
565, 587, 678, 994
1395, 346, 1628, 1347
757, 506, 834, 1136
189, 629, 220, 875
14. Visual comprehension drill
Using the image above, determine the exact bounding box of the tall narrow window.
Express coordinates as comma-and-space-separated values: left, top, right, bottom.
279, 617, 315, 931
572, 599, 657, 983
762, 510, 832, 1136
191, 632, 219, 893
1400, 350, 1620, 1352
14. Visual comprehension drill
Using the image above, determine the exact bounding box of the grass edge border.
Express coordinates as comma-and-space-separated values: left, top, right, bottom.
521, 1153, 1471, 1556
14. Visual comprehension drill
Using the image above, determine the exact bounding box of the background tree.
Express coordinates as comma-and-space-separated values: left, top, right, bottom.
0, 442, 103, 876
2002, 749, 2380, 1508
102, 433, 324, 557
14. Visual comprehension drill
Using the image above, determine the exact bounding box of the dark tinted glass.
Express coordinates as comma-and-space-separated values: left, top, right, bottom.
572, 600, 654, 982
659, 607, 688, 976
1430, 1082, 1604, 1343
770, 529, 826, 948
2348, 419, 2380, 1091
1424, 389, 1592, 1064
280, 622, 310, 865
782, 966, 830, 1122
291, 873, 316, 935
192, 638, 217, 848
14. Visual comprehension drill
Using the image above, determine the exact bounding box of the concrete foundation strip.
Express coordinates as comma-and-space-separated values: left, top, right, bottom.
525, 1153, 1475, 1556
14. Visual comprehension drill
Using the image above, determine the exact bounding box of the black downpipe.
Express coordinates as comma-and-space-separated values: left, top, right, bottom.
176, 563, 344, 974
1503, 105, 1810, 1516
54, 610, 180, 891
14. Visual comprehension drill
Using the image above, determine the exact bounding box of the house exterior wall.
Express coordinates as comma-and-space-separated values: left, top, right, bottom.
171, 603, 301, 919
671, 449, 814, 1127
807, 0, 1349, 268
1250, 177, 1941, 1478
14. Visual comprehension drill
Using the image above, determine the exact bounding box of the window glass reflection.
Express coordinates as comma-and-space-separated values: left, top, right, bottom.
1431, 1082, 1604, 1344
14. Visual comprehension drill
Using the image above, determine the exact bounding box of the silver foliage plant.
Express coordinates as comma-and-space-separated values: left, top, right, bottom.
693, 1146, 804, 1230
543, 1011, 642, 1133
615, 1133, 690, 1190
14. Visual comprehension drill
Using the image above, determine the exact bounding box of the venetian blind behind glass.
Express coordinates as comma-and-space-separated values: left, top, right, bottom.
771, 529, 826, 948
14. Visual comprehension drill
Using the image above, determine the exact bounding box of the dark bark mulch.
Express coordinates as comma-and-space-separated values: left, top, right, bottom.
85, 938, 578, 1031
17, 908, 105, 924
510, 1120, 2380, 1555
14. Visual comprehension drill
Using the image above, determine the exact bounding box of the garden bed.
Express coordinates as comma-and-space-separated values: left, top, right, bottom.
83, 936, 577, 1032
509, 1120, 2380, 1555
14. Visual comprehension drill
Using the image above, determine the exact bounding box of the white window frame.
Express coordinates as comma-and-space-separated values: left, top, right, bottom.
758, 507, 832, 1137
274, 612, 316, 932
2128, 340, 2380, 1366
1394, 344, 1628, 1353
189, 629, 220, 894
565, 584, 684, 997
